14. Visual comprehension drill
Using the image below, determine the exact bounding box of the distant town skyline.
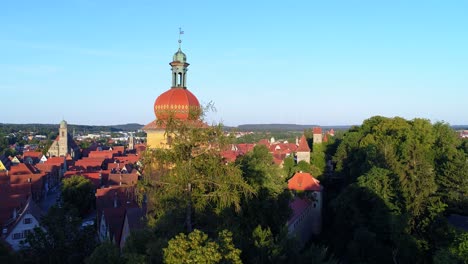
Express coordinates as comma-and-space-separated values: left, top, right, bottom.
1, 1, 467, 126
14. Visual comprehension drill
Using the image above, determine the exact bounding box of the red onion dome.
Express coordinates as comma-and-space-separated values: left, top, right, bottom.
154, 88, 200, 120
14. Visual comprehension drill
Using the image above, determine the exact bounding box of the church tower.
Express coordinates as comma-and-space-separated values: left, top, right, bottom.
128, 133, 135, 150
144, 32, 201, 149
58, 120, 69, 156
296, 135, 311, 164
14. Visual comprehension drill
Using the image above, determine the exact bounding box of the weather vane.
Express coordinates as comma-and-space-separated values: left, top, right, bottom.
178, 27, 184, 49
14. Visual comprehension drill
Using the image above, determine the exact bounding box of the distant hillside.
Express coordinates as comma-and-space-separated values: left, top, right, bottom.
452, 125, 468, 130
0, 123, 144, 134
232, 124, 352, 131
110, 123, 144, 131
228, 123, 468, 132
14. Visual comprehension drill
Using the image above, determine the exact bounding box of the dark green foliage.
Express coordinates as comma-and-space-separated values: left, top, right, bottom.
310, 143, 326, 176
122, 229, 156, 263
329, 116, 468, 263
433, 230, 468, 264
61, 175, 95, 216
21, 206, 97, 264
0, 240, 19, 263
163, 229, 241, 264
235, 145, 285, 195
86, 242, 123, 264
283, 156, 295, 178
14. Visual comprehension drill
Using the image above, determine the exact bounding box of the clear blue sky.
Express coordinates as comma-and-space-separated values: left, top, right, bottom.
1, 0, 467, 126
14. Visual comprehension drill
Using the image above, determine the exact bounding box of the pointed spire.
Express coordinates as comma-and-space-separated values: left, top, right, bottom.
297, 135, 310, 152
178, 27, 184, 50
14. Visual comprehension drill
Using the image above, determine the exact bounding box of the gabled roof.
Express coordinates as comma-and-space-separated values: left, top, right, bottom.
44, 157, 65, 166
96, 186, 138, 212
313, 127, 322, 134
9, 163, 37, 175
89, 151, 115, 159
108, 173, 138, 187
134, 144, 146, 153
114, 155, 140, 164
288, 172, 322, 191
125, 207, 146, 230
296, 135, 310, 152
23, 151, 43, 159
74, 158, 105, 170
102, 207, 126, 246
220, 150, 239, 163
34, 163, 59, 173
9, 173, 45, 185
3, 196, 44, 239
0, 155, 11, 171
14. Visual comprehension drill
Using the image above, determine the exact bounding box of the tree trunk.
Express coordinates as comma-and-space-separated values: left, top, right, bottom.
185, 182, 192, 233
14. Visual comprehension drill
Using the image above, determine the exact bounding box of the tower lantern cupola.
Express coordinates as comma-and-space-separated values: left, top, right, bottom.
170, 48, 189, 88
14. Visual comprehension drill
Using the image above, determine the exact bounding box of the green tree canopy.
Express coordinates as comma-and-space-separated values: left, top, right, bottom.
21, 206, 96, 264
86, 241, 122, 264
140, 116, 254, 233
163, 229, 241, 264
329, 116, 468, 262
61, 175, 95, 216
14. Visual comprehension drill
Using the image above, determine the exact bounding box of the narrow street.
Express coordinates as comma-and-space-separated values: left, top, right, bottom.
39, 185, 60, 212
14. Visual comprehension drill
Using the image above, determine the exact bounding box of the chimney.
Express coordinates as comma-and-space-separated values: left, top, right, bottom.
296, 137, 299, 146
13, 208, 17, 219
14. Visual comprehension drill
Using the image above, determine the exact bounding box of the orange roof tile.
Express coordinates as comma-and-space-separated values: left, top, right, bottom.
297, 135, 310, 152
288, 172, 322, 192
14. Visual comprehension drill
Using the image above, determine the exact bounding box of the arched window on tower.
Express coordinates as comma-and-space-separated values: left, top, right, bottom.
178, 72, 183, 87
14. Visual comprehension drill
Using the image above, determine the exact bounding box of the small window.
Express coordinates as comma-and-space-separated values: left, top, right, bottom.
13, 233, 22, 240
23, 229, 32, 237
24, 218, 32, 224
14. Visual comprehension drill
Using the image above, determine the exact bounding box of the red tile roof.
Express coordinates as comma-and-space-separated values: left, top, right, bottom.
108, 173, 138, 187
323, 134, 328, 143
74, 158, 105, 170
35, 164, 59, 173
96, 186, 138, 210
0, 171, 9, 184
0, 183, 32, 197
134, 144, 146, 153
220, 150, 239, 163
114, 155, 140, 164
9, 163, 37, 175
112, 146, 124, 154
288, 172, 322, 191
313, 127, 322, 134
23, 151, 43, 159
89, 151, 115, 159
45, 157, 65, 166
9, 173, 38, 185
102, 207, 126, 245
296, 135, 310, 152
258, 139, 270, 146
